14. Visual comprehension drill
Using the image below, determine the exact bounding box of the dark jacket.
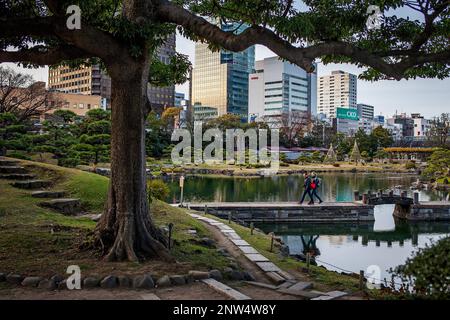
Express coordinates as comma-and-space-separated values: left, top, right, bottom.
303, 176, 311, 189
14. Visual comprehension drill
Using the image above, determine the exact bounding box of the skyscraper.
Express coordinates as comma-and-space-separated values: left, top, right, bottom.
192, 23, 255, 119
248, 56, 317, 126
318, 70, 357, 118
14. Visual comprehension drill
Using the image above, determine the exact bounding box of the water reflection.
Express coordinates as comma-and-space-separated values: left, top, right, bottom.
256, 205, 450, 279
166, 173, 449, 203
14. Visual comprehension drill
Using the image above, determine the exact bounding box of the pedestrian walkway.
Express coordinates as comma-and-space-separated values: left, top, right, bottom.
187, 212, 349, 300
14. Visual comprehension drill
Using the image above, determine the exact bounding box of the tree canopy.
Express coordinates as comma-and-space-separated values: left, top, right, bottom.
0, 0, 448, 81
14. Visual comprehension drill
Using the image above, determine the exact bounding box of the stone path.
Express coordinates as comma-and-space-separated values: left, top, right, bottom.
187, 211, 349, 300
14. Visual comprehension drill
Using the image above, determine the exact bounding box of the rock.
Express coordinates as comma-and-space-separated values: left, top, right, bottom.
22, 276, 43, 287
228, 262, 239, 270
198, 237, 215, 248
100, 275, 118, 289
133, 274, 155, 289
83, 277, 100, 288
57, 279, 67, 290
118, 276, 131, 288
0, 273, 5, 282
279, 245, 290, 257
229, 271, 244, 281
39, 198, 82, 215
156, 275, 171, 288
38, 279, 57, 290
91, 214, 102, 222
188, 270, 210, 280
50, 274, 64, 284
216, 248, 230, 257
6, 274, 23, 285
209, 270, 223, 281
242, 271, 256, 281
169, 275, 186, 286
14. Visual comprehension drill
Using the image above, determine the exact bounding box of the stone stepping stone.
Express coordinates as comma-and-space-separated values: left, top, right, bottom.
0, 166, 28, 174
265, 272, 285, 285
245, 253, 269, 262
221, 229, 237, 233
277, 270, 296, 281
238, 246, 259, 254
202, 278, 251, 300
31, 190, 66, 198
140, 293, 161, 300
77, 213, 102, 222
39, 198, 82, 215
284, 281, 313, 291
244, 281, 279, 290
311, 291, 348, 300
256, 262, 282, 272
0, 173, 35, 180
230, 239, 250, 246
225, 232, 241, 240
277, 288, 321, 299
0, 159, 19, 166
11, 180, 51, 189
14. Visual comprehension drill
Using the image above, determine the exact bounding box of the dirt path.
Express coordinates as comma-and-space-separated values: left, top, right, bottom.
0, 282, 228, 300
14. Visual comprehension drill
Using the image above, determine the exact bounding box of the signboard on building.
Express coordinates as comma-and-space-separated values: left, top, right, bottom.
337, 108, 359, 121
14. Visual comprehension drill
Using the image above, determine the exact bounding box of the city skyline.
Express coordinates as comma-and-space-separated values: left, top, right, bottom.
2, 33, 449, 119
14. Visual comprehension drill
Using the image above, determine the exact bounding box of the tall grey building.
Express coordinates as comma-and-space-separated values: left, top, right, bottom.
318, 70, 357, 118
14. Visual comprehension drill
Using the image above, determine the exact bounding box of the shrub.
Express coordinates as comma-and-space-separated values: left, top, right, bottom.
7, 151, 31, 160
148, 179, 170, 201
405, 162, 416, 170
58, 157, 80, 168
391, 236, 450, 299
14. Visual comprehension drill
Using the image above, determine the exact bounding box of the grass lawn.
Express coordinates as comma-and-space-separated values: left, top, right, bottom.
0, 159, 228, 277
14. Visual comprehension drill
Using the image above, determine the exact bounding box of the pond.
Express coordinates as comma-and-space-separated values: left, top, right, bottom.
165, 173, 450, 283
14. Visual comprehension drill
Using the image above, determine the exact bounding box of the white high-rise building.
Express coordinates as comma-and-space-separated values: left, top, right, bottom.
248, 56, 317, 126
318, 70, 357, 118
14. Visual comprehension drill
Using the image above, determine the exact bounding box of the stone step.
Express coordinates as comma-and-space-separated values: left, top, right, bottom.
31, 190, 66, 198
0, 166, 28, 174
39, 199, 82, 215
277, 287, 321, 299
0, 173, 36, 180
201, 278, 251, 300
11, 180, 52, 189
0, 159, 19, 166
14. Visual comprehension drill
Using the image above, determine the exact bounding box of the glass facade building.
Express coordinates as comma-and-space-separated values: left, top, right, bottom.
192, 22, 255, 119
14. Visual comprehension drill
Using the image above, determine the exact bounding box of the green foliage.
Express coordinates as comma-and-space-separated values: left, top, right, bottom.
391, 237, 450, 299
423, 149, 450, 178
7, 151, 31, 160
405, 161, 417, 170
147, 179, 170, 201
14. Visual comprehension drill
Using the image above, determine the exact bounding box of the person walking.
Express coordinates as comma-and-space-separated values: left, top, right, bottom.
310, 172, 323, 204
300, 171, 314, 205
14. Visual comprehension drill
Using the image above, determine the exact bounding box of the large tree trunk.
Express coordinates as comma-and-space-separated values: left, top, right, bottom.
94, 61, 173, 262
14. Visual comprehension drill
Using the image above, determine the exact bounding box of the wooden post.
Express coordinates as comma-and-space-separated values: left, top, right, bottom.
359, 270, 365, 290
353, 190, 360, 202
389, 190, 394, 197
270, 233, 274, 252
168, 223, 174, 250
204, 204, 207, 215
378, 189, 383, 197
306, 253, 311, 271
413, 192, 420, 204
228, 212, 232, 224
250, 222, 254, 235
